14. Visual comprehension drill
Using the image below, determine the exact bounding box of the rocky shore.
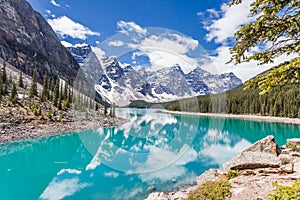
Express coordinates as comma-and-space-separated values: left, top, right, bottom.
0, 59, 128, 144
146, 136, 300, 200
0, 110, 128, 144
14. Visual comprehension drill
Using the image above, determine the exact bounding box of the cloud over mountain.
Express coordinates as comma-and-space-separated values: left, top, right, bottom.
48, 16, 100, 40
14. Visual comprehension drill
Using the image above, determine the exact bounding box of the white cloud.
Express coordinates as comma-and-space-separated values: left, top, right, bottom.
108, 40, 124, 47
117, 21, 147, 35
50, 0, 60, 7
57, 169, 82, 175
40, 177, 90, 200
48, 16, 100, 40
137, 145, 197, 183
204, 0, 256, 44
201, 45, 297, 81
135, 49, 199, 73
104, 171, 119, 178
46, 10, 51, 14
206, 8, 220, 18
125, 31, 200, 73
133, 33, 198, 55
61, 41, 73, 47
198, 0, 298, 81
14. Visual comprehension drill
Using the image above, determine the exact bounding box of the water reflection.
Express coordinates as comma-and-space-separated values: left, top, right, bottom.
0, 108, 299, 200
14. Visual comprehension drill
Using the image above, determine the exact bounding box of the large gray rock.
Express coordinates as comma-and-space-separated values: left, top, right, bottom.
145, 192, 168, 200
223, 151, 281, 171
196, 169, 218, 185
243, 135, 281, 156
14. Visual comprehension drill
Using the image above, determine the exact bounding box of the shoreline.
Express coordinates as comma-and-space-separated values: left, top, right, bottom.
162, 110, 300, 125
0, 116, 128, 145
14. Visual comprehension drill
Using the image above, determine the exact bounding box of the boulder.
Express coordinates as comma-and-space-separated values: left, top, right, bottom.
223, 151, 281, 171
145, 192, 168, 200
170, 191, 188, 200
147, 186, 156, 193
278, 154, 293, 164
243, 135, 281, 156
279, 163, 294, 173
197, 169, 218, 185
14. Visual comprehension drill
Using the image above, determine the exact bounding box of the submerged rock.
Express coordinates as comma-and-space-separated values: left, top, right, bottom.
243, 135, 281, 156
147, 186, 156, 193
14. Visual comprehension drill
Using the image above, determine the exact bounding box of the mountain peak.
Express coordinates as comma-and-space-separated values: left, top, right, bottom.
73, 43, 90, 48
170, 64, 184, 73
101, 56, 119, 67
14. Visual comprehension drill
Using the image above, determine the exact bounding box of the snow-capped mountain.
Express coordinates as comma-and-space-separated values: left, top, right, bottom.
67, 44, 242, 106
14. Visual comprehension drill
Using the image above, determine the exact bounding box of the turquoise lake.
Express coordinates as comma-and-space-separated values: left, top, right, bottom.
0, 108, 299, 200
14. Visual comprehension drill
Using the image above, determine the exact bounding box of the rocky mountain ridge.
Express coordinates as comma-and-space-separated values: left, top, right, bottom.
67, 44, 242, 106
0, 0, 80, 83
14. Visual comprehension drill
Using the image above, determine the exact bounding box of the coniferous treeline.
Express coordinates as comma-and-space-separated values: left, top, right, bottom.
165, 84, 300, 118
0, 59, 116, 120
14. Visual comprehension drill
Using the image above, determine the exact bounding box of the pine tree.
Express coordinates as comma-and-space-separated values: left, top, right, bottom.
69, 88, 73, 103
53, 79, 60, 107
2, 59, 7, 84
3, 82, 7, 95
58, 95, 62, 110
109, 104, 113, 117
95, 102, 99, 111
40, 72, 48, 102
0, 78, 2, 100
30, 68, 38, 97
104, 101, 108, 117
33, 105, 38, 116
8, 73, 12, 84
47, 77, 51, 100
18, 72, 24, 88
63, 83, 68, 101
10, 81, 17, 104
112, 103, 116, 117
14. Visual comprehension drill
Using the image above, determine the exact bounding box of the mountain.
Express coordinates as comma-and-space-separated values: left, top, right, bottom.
67, 44, 242, 106
0, 0, 79, 83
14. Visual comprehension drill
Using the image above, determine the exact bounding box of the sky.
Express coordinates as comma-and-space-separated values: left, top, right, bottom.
26, 0, 292, 81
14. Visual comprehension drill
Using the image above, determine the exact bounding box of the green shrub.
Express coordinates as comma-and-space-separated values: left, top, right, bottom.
286, 142, 300, 151
226, 170, 239, 180
185, 180, 231, 200
266, 179, 300, 200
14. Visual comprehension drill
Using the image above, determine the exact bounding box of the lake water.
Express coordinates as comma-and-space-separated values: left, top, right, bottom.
0, 108, 299, 200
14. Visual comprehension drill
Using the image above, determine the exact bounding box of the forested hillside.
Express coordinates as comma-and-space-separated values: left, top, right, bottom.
165, 83, 300, 118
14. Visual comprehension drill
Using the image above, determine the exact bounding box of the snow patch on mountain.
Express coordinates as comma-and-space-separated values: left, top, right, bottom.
67, 44, 242, 106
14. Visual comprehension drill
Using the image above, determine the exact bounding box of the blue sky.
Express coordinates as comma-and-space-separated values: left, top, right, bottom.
27, 0, 289, 81
28, 0, 225, 49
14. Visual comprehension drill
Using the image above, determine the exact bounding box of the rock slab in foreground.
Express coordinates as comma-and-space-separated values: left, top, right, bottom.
223, 151, 281, 171
243, 135, 281, 156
